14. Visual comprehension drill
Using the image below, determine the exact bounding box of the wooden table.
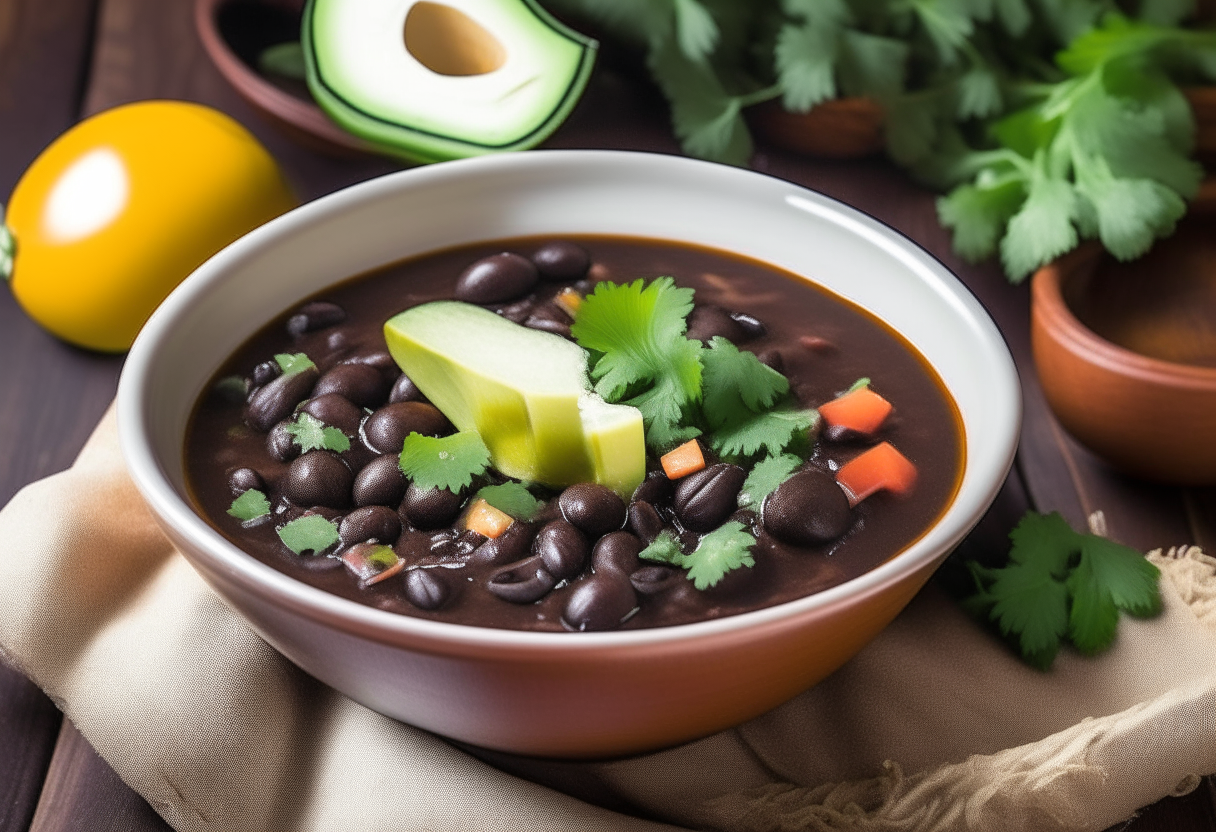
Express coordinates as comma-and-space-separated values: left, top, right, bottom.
1, 1, 1214, 830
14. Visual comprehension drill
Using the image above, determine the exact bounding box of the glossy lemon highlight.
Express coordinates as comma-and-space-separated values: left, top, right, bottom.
4, 100, 296, 351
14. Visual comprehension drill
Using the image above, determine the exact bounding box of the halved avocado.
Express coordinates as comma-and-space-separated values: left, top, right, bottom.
302, 0, 597, 162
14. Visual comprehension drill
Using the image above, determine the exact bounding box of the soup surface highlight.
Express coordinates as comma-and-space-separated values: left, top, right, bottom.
185, 235, 964, 631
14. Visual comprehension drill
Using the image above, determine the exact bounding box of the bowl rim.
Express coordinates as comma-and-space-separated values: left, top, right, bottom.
117, 149, 1021, 654
1032, 245, 1216, 392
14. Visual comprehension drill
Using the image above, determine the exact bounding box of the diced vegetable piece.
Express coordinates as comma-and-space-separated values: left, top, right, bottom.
817, 386, 893, 435
661, 439, 706, 479
465, 499, 514, 539
553, 287, 582, 318
341, 543, 404, 586
835, 442, 918, 507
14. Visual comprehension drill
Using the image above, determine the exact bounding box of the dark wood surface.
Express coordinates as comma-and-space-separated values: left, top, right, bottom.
0, 1, 1213, 830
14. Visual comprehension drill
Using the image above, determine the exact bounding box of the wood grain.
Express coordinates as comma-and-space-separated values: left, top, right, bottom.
0, 1, 111, 831
28, 723, 168, 832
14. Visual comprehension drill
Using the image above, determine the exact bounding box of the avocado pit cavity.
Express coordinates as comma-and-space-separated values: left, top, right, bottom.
404, 1, 506, 77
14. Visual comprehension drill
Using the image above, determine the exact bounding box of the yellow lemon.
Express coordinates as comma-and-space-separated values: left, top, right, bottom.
2, 100, 297, 352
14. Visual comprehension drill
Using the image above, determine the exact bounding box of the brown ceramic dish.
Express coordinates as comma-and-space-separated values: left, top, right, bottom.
195, 0, 378, 156
1031, 182, 1216, 484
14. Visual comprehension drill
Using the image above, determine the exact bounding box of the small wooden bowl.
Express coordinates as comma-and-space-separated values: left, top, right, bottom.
194, 0, 378, 157
748, 97, 885, 159
1030, 183, 1216, 484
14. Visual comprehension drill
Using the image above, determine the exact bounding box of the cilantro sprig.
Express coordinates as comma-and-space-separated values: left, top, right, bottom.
571, 281, 817, 458
570, 278, 704, 449
962, 511, 1162, 669
398, 431, 491, 493
228, 488, 270, 522
476, 482, 545, 521
640, 523, 757, 589
277, 514, 340, 556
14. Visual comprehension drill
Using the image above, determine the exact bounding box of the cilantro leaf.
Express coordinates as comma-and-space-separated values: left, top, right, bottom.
227, 488, 270, 522
398, 431, 491, 494
572, 278, 704, 452
639, 529, 684, 566
275, 352, 316, 376
707, 400, 818, 459
999, 167, 1078, 283
285, 412, 351, 453
672, 0, 719, 62
476, 482, 545, 521
277, 514, 339, 555
682, 521, 756, 589
961, 510, 1163, 668
737, 453, 802, 510
775, 21, 839, 112
838, 30, 908, 98
937, 176, 1026, 262
700, 338, 790, 428
649, 39, 753, 165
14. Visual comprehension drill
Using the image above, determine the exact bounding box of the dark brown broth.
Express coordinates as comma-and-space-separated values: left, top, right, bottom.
185, 235, 964, 631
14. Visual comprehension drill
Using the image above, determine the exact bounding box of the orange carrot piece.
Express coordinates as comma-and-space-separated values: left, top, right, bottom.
835, 442, 918, 507
661, 439, 706, 479
553, 287, 582, 319
818, 386, 893, 435
465, 499, 514, 539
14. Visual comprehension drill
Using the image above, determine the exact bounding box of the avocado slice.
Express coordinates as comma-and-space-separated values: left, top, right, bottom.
384, 301, 645, 495
303, 0, 597, 162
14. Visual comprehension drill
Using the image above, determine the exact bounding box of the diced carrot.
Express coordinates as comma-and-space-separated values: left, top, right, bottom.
835, 442, 918, 507
818, 386, 893, 435
553, 287, 582, 319
661, 439, 706, 479
342, 543, 404, 587
465, 499, 514, 539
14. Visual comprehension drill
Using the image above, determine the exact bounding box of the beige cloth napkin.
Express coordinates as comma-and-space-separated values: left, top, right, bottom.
2, 406, 1215, 832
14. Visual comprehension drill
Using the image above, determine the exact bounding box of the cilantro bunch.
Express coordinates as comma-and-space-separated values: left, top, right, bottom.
570, 278, 817, 458
961, 511, 1162, 669
543, 0, 1216, 281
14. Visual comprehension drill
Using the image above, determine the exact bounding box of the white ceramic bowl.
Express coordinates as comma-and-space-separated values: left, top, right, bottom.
118, 150, 1020, 758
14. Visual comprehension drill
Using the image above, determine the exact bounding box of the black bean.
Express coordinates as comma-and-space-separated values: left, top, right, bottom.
523, 316, 571, 338
486, 556, 556, 604
314, 363, 389, 408
630, 565, 682, 595
285, 451, 353, 509
729, 312, 767, 339
497, 297, 535, 323
685, 304, 748, 344
348, 351, 396, 371
301, 393, 363, 434
401, 482, 464, 529
364, 402, 450, 453
455, 253, 538, 303
352, 454, 407, 507
244, 367, 318, 432
339, 505, 401, 546
558, 483, 626, 537
388, 373, 422, 403
469, 521, 535, 566
763, 469, 852, 545
757, 349, 784, 373
250, 360, 280, 387
533, 519, 589, 581
405, 569, 449, 610
228, 467, 264, 496
633, 471, 674, 506
531, 241, 590, 281
286, 301, 346, 337
267, 421, 301, 462
562, 574, 637, 631
626, 501, 665, 544
673, 463, 746, 532
592, 531, 642, 575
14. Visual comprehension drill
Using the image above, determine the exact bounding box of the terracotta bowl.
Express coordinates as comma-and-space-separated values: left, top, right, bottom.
194, 0, 377, 156
748, 98, 885, 159
117, 151, 1019, 758
1031, 184, 1216, 484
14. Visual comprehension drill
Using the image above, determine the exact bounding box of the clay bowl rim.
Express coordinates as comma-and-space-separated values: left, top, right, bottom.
1031, 223, 1216, 394
116, 149, 1020, 657
193, 0, 375, 154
